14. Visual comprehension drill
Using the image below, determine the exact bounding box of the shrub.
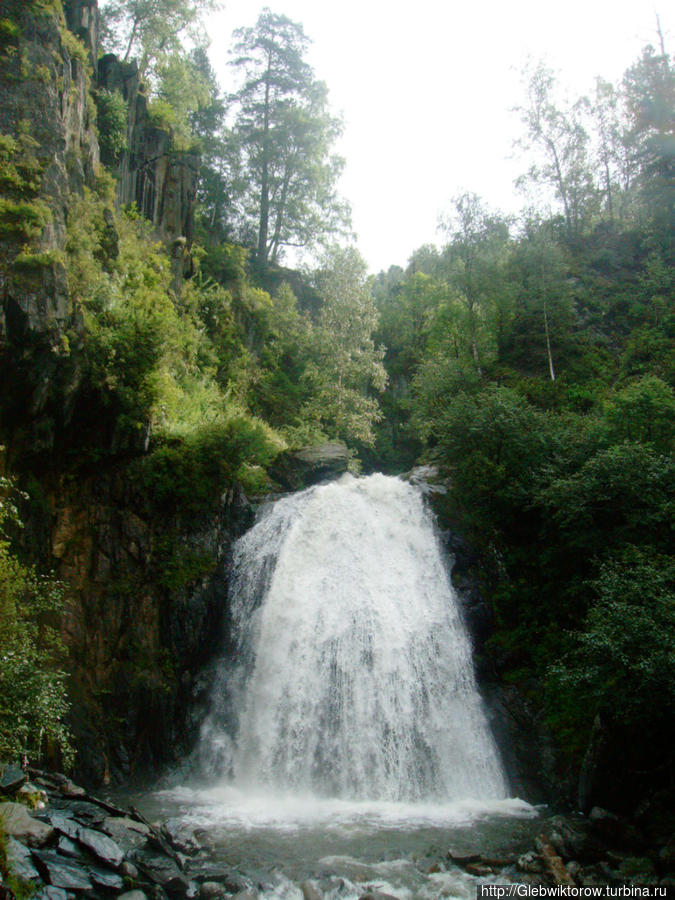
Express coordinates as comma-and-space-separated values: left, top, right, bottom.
0, 197, 51, 239
130, 414, 283, 515
0, 466, 72, 766
95, 88, 128, 164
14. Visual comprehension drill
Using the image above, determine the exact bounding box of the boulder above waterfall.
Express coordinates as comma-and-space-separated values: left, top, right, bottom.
270, 442, 350, 490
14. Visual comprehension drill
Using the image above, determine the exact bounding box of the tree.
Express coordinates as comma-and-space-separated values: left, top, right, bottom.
507, 216, 574, 381
439, 193, 511, 374
548, 549, 675, 804
591, 77, 639, 224
516, 63, 597, 240
0, 467, 72, 764
100, 0, 220, 81
152, 50, 212, 146
227, 9, 350, 270
622, 45, 675, 250
301, 247, 386, 445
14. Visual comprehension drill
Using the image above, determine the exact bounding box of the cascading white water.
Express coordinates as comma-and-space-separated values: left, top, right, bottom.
206, 473, 507, 803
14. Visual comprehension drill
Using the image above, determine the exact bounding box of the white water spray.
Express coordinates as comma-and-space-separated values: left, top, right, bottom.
204, 473, 507, 803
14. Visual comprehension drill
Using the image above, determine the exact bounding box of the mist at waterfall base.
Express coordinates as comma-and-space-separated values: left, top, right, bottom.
140, 474, 538, 899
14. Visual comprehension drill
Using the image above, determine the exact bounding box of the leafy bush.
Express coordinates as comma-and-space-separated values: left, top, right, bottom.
147, 98, 177, 132
129, 414, 284, 514
0, 466, 72, 765
0, 197, 51, 239
95, 88, 128, 164
605, 375, 675, 451
547, 549, 675, 770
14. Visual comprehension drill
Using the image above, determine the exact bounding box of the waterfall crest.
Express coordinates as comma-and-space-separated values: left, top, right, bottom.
205, 473, 507, 802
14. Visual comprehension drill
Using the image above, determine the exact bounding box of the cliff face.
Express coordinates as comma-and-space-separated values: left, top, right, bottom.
40, 472, 253, 783
0, 0, 221, 782
0, 0, 99, 428
98, 52, 199, 287
0, 0, 199, 435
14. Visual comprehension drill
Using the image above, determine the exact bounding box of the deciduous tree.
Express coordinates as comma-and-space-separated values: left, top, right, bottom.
301, 247, 386, 445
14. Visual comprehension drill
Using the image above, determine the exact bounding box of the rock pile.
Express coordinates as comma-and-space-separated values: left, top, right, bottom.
447, 811, 675, 889
0, 764, 259, 900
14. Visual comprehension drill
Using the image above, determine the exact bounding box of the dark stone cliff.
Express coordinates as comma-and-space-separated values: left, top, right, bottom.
97, 52, 198, 287
0, 0, 222, 783
39, 472, 254, 783
0, 0, 99, 431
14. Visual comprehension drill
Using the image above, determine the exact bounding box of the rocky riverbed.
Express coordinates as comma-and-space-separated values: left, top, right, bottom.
2, 763, 675, 900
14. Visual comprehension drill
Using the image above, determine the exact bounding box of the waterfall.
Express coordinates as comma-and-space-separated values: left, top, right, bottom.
204, 473, 507, 803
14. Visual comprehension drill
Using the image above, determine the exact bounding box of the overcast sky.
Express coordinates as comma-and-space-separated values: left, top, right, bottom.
203, 0, 672, 273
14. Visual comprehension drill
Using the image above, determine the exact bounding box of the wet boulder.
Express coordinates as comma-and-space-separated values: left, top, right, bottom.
31, 849, 94, 891
131, 847, 192, 893
88, 865, 126, 891
0, 763, 28, 794
56, 835, 83, 858
0, 801, 55, 846
74, 823, 124, 867
163, 818, 202, 854
34, 888, 69, 900
48, 812, 80, 840
270, 442, 349, 490
200, 884, 228, 899
103, 814, 151, 851
5, 835, 42, 882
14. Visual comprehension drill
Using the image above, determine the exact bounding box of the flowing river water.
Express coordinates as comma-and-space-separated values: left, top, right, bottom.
121, 474, 542, 898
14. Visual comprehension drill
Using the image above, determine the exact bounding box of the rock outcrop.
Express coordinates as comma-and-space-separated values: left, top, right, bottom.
0, 0, 200, 442
97, 53, 199, 288
0, 769, 262, 899
0, 0, 99, 423
270, 442, 350, 491
35, 471, 255, 784
0, 0, 217, 782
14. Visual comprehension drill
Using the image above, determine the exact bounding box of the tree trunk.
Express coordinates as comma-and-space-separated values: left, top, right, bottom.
543, 297, 556, 382
123, 16, 139, 63
603, 156, 614, 223
578, 714, 604, 814
269, 160, 294, 264
547, 137, 572, 240
257, 55, 272, 270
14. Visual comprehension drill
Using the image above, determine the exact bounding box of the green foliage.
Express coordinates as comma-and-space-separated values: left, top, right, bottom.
0, 18, 21, 47
156, 543, 217, 591
227, 9, 350, 267
95, 88, 129, 164
0, 816, 35, 900
100, 0, 220, 81
147, 97, 178, 132
153, 51, 212, 150
30, 0, 64, 17
548, 549, 675, 752
12, 249, 65, 271
129, 416, 282, 514
0, 197, 51, 239
0, 130, 43, 199
59, 25, 88, 65
604, 375, 675, 450
67, 192, 178, 437
299, 247, 386, 446
0, 466, 72, 766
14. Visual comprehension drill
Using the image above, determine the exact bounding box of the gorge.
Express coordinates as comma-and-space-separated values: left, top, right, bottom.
1, 0, 674, 895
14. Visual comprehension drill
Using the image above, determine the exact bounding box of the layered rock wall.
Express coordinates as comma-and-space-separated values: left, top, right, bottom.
0, 0, 98, 399
0, 0, 210, 782
97, 53, 198, 286
36, 472, 253, 783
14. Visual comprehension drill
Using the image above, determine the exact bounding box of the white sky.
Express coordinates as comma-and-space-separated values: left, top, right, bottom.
203, 0, 673, 273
